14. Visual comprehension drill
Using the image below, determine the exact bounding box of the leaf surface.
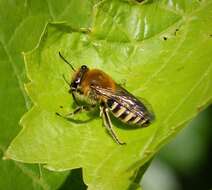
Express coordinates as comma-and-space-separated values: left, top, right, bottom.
6, 0, 212, 190
0, 0, 96, 189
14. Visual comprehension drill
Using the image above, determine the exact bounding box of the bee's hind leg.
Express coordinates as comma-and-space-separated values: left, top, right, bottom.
56, 105, 95, 119
100, 105, 126, 145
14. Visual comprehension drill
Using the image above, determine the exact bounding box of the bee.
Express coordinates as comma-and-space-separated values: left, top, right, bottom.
57, 52, 154, 145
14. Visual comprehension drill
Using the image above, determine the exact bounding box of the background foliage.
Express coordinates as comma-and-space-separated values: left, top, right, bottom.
0, 0, 211, 190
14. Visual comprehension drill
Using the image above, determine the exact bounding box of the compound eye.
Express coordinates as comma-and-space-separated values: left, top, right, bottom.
81, 65, 87, 70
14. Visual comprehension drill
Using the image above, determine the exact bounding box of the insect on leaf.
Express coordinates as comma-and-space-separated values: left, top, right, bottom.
5, 0, 212, 190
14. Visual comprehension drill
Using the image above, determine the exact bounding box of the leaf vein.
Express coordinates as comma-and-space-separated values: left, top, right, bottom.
164, 63, 212, 124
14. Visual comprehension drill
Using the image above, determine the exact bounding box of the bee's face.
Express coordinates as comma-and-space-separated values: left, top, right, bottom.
70, 65, 89, 91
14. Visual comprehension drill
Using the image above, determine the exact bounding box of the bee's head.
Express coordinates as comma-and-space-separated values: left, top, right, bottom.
58, 52, 90, 92
70, 65, 89, 91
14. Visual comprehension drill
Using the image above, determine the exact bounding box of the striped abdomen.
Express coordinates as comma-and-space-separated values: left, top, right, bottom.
107, 98, 150, 126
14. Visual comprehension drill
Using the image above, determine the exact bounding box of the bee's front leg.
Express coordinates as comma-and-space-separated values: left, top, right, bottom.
100, 104, 126, 145
56, 105, 95, 119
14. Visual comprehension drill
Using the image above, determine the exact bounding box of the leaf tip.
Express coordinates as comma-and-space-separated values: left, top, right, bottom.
2, 153, 10, 160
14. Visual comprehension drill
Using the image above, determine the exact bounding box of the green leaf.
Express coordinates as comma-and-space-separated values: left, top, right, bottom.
5, 0, 212, 190
0, 41, 68, 189
0, 0, 97, 189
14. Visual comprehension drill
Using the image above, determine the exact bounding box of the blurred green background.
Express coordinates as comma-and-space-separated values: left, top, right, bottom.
141, 105, 212, 190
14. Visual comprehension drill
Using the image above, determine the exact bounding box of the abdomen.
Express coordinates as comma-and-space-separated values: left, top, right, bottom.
106, 98, 150, 126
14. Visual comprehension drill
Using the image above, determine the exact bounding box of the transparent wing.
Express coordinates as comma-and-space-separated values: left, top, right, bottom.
91, 85, 154, 120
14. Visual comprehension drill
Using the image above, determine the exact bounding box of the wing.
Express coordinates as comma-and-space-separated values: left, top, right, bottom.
91, 84, 154, 120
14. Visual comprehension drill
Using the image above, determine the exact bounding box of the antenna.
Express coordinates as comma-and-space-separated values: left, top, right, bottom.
59, 52, 76, 71
62, 74, 70, 86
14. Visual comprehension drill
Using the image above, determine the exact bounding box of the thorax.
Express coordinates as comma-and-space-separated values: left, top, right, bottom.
77, 69, 116, 102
